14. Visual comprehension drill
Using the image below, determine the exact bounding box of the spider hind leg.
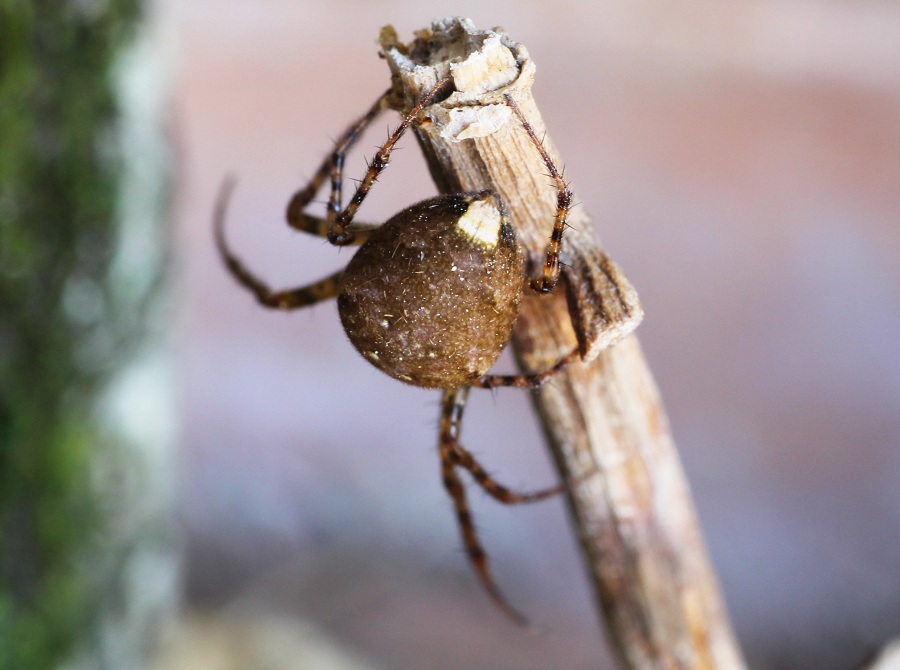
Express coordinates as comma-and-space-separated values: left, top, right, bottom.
439, 383, 582, 626
473, 346, 579, 390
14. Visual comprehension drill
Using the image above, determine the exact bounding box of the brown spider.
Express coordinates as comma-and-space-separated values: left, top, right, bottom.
214, 73, 580, 625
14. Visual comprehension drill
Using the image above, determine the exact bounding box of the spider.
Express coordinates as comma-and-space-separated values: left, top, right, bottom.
214, 73, 581, 625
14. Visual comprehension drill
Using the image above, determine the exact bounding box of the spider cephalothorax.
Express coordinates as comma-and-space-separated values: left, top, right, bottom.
215, 73, 580, 624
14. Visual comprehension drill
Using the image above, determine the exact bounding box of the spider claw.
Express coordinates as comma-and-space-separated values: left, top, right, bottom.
482, 579, 531, 628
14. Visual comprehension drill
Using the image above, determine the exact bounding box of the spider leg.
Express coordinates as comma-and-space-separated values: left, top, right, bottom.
284, 90, 392, 240
444, 385, 567, 505
214, 178, 343, 309
285, 212, 378, 246
439, 387, 529, 626
450, 443, 566, 505
472, 346, 580, 389
327, 73, 453, 246
504, 94, 573, 294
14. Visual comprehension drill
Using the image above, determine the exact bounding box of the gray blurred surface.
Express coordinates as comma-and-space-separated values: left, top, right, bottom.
165, 2, 900, 668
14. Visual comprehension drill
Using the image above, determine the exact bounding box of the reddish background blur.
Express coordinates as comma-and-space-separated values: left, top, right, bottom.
163, 1, 900, 668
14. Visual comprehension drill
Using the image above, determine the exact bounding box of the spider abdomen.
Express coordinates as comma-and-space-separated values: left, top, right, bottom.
338, 191, 525, 388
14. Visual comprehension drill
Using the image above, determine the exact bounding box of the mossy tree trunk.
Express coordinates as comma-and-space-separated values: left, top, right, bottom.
0, 4, 176, 668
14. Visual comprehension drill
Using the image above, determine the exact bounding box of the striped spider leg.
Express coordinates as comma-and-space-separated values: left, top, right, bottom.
440, 346, 583, 625
214, 74, 453, 309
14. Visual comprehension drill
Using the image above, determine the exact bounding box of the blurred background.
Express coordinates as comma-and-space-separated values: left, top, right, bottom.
3, 1, 898, 669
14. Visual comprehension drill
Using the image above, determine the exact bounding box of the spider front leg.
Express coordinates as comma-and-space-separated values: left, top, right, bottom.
214, 90, 397, 308
284, 90, 391, 242
326, 73, 453, 245
504, 94, 573, 294
214, 178, 343, 310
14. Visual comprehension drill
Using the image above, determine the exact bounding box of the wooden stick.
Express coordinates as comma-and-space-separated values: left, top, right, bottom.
380, 18, 747, 669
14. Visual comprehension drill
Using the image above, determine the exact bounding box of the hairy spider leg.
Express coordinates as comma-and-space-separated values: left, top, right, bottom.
504, 94, 573, 294
214, 178, 344, 309
473, 346, 580, 389
326, 73, 454, 246
439, 386, 531, 626
448, 387, 571, 504
213, 91, 398, 309
285, 90, 392, 240
439, 384, 587, 626
449, 444, 567, 506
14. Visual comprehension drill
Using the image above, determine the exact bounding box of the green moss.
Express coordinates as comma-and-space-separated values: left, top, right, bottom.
0, 2, 148, 668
